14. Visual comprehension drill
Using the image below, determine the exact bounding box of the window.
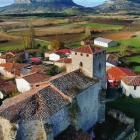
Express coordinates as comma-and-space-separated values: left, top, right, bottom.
134, 86, 137, 90
99, 63, 101, 71
75, 52, 77, 55
81, 53, 83, 56
86, 54, 89, 57
79, 62, 83, 67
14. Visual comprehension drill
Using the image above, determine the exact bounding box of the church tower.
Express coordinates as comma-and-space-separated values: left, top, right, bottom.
68, 45, 106, 89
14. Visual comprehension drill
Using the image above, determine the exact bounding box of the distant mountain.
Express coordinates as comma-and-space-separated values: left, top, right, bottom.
95, 0, 140, 14
0, 0, 81, 14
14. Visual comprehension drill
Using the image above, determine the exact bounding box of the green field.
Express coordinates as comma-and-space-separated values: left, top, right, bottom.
127, 55, 140, 63
68, 42, 81, 49
107, 97, 140, 130
79, 23, 123, 30
0, 40, 49, 51
130, 66, 140, 73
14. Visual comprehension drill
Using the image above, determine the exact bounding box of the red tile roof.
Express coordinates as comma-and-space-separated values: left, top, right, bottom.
122, 75, 140, 86
23, 72, 50, 84
55, 58, 72, 64
74, 45, 105, 54
108, 67, 136, 82
0, 81, 16, 95
57, 49, 71, 54
30, 58, 42, 63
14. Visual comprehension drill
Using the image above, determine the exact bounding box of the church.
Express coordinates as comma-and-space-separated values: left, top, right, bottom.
0, 45, 106, 140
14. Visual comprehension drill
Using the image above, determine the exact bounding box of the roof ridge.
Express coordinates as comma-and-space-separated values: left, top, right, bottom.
127, 75, 138, 85
117, 67, 127, 76
89, 45, 93, 54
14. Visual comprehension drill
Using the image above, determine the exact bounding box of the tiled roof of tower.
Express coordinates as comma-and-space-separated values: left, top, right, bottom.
50, 69, 99, 98
121, 75, 140, 86
23, 72, 50, 84
0, 86, 69, 122
73, 45, 105, 54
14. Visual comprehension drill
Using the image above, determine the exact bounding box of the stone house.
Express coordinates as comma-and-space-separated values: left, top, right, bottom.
67, 45, 106, 89
94, 37, 117, 47
0, 45, 106, 140
121, 75, 140, 98
0, 70, 105, 140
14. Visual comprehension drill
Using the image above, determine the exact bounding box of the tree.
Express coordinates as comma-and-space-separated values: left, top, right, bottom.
50, 40, 64, 51
85, 26, 91, 38
22, 24, 36, 49
50, 65, 60, 76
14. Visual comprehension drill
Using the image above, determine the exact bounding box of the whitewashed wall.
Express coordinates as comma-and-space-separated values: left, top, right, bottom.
121, 80, 140, 98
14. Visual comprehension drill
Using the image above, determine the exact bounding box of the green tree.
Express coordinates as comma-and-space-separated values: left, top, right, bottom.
50, 65, 60, 76
50, 40, 64, 51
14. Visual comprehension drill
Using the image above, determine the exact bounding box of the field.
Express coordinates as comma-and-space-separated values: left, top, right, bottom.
79, 23, 123, 30
104, 32, 133, 40
0, 33, 49, 51
106, 97, 140, 130
39, 33, 85, 43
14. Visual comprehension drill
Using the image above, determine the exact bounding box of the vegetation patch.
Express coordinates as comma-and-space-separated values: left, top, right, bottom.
79, 23, 123, 30
106, 97, 140, 130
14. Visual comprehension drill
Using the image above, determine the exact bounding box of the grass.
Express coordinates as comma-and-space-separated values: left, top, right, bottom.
127, 55, 140, 63
0, 40, 49, 51
68, 42, 81, 49
106, 97, 140, 131
79, 23, 123, 30
130, 66, 140, 74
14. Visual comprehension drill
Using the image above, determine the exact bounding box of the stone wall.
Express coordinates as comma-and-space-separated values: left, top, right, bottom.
93, 50, 106, 89
0, 117, 17, 140
107, 108, 135, 140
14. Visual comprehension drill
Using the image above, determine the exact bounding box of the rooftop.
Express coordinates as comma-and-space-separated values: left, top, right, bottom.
121, 75, 140, 86
0, 86, 69, 121
108, 67, 136, 81
23, 72, 50, 84
50, 69, 98, 98
55, 58, 72, 64
95, 37, 113, 43
0, 81, 17, 95
73, 45, 105, 54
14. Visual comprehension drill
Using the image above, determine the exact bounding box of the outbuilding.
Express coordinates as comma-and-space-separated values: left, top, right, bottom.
94, 37, 117, 47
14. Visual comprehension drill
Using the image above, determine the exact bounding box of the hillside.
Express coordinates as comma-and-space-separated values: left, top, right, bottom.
0, 0, 81, 14
95, 0, 140, 14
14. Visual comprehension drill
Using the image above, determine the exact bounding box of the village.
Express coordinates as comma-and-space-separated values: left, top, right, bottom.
0, 31, 139, 140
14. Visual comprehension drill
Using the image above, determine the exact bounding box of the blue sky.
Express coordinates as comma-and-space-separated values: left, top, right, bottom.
0, 0, 105, 7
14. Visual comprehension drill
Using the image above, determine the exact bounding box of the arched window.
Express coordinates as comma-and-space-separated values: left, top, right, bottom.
99, 63, 101, 71
79, 62, 83, 67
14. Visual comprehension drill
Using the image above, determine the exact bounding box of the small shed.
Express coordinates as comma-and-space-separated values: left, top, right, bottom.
94, 37, 117, 47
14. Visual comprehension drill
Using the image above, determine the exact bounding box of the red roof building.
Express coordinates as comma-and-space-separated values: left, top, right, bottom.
74, 45, 105, 54
57, 49, 71, 54
30, 58, 42, 63
108, 67, 136, 83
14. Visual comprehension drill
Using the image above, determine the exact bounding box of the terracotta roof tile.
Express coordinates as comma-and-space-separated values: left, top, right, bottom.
108, 67, 136, 82
55, 58, 72, 64
74, 45, 105, 54
0, 81, 16, 95
122, 75, 140, 86
23, 72, 50, 84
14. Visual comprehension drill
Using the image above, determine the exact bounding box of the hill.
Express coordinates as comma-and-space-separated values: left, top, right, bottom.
0, 0, 81, 14
95, 0, 140, 14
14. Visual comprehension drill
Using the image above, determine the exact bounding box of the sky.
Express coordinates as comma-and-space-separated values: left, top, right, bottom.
0, 0, 105, 7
